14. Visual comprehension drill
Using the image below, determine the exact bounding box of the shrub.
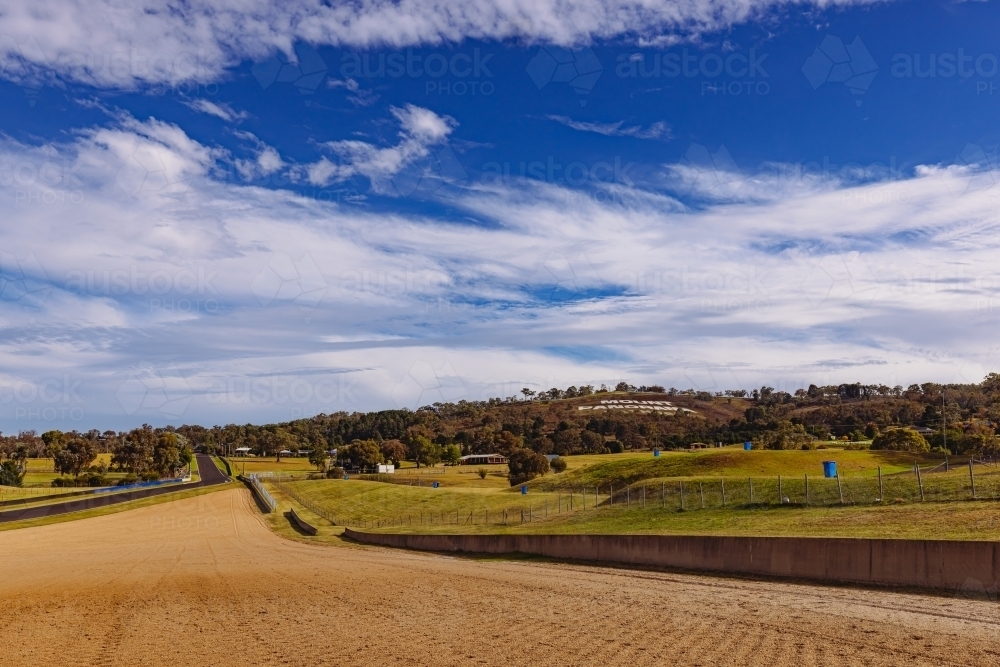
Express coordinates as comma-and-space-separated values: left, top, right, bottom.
606, 440, 624, 454
550, 456, 567, 473
0, 460, 25, 487
871, 428, 930, 453
477, 468, 488, 479
326, 466, 345, 479
117, 474, 140, 486
507, 448, 550, 486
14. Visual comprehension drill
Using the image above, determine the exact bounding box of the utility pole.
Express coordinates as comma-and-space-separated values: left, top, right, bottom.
942, 391, 947, 453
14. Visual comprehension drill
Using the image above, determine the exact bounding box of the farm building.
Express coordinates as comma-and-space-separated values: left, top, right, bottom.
459, 454, 508, 465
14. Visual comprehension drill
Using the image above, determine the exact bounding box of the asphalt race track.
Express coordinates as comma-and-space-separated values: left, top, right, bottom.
0, 454, 228, 523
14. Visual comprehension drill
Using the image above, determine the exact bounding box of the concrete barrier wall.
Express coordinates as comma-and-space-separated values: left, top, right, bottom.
289, 507, 318, 535
343, 530, 1000, 592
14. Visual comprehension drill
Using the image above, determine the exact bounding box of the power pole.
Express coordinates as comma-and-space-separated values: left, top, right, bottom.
942, 391, 947, 453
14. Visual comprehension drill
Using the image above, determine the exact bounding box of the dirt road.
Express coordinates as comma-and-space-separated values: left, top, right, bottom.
1, 488, 998, 666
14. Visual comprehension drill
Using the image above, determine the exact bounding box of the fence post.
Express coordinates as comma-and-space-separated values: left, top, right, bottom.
610, 485, 613, 507
749, 477, 754, 504
627, 487, 630, 508
700, 483, 705, 509
878, 466, 883, 502
836, 473, 843, 504
778, 475, 782, 503
642, 485, 646, 509
721, 479, 726, 507
916, 463, 924, 501
661, 481, 665, 509
970, 459, 977, 499
679, 481, 685, 510
804, 474, 808, 505
583, 488, 586, 510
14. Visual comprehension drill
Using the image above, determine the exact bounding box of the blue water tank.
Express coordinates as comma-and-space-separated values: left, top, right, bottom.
743, 442, 752, 451
432, 481, 440, 488
343, 474, 349, 480
653, 449, 660, 457
521, 485, 528, 494
823, 461, 837, 478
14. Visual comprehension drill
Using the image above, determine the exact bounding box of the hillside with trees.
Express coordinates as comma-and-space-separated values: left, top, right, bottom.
3, 377, 1000, 486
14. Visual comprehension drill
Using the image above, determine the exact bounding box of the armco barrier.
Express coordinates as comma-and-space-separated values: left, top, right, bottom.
288, 507, 318, 535
240, 474, 277, 513
342, 531, 1000, 593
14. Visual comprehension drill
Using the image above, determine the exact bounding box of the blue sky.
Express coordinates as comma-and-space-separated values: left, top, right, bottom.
2, 0, 1000, 431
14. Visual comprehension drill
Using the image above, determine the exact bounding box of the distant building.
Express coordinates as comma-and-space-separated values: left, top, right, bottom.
459, 454, 508, 465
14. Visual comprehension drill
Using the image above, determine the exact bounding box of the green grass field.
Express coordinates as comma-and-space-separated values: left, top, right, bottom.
266, 447, 1000, 542
529, 447, 941, 492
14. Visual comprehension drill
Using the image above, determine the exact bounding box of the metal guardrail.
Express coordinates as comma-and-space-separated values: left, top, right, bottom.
244, 474, 277, 513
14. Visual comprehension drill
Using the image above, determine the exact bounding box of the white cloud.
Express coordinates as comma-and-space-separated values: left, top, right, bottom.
4, 116, 1000, 430
0, 0, 882, 88
232, 132, 285, 181
184, 99, 248, 122
548, 115, 672, 140
305, 104, 456, 192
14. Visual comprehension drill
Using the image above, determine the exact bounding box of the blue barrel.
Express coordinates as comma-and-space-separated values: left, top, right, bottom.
521, 485, 528, 495
653, 449, 660, 457
432, 481, 440, 488
743, 442, 752, 451
823, 461, 837, 478
343, 474, 349, 480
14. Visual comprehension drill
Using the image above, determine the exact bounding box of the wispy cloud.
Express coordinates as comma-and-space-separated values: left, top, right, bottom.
184, 99, 247, 122
304, 104, 456, 192
548, 115, 672, 140
0, 0, 881, 88
327, 78, 380, 107
2, 117, 1000, 429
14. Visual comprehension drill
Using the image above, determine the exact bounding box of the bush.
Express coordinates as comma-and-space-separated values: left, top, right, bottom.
477, 468, 488, 479
550, 456, 567, 473
871, 428, 930, 453
326, 466, 345, 479
606, 440, 624, 454
844, 442, 869, 451
117, 474, 140, 486
0, 460, 25, 487
507, 448, 550, 486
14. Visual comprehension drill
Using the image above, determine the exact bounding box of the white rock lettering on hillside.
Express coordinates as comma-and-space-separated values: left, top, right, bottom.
577, 400, 697, 414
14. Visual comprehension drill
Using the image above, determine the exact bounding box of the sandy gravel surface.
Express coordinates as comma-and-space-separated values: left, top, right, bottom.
1, 488, 999, 666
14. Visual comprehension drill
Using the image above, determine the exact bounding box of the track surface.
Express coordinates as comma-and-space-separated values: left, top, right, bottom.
1, 487, 999, 666
0, 454, 228, 523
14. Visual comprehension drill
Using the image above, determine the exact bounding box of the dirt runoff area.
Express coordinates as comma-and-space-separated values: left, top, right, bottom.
1, 489, 999, 667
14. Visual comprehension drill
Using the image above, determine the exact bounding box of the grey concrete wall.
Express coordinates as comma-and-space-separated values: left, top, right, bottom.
343, 530, 1000, 593
288, 507, 318, 535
